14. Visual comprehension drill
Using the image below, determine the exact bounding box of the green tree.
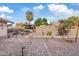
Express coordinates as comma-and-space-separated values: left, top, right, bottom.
67, 16, 79, 42
34, 18, 48, 26
58, 16, 79, 42
42, 18, 48, 25
26, 11, 33, 25
58, 20, 69, 39
74, 16, 79, 42
34, 18, 42, 26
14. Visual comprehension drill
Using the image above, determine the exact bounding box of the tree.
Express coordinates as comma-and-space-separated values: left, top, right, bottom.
34, 18, 48, 26
34, 18, 42, 26
42, 18, 48, 25
68, 16, 79, 42
58, 20, 69, 39
26, 11, 33, 25
58, 16, 79, 42
74, 16, 79, 42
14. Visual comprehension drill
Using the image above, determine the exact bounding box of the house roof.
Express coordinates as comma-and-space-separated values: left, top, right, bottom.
0, 17, 14, 24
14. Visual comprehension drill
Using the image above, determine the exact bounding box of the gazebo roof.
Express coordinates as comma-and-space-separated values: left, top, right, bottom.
0, 17, 14, 24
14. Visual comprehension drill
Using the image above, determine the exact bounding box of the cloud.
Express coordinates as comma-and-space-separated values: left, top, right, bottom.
40, 16, 54, 23
22, 7, 31, 12
0, 6, 14, 13
0, 14, 6, 18
46, 16, 55, 23
0, 14, 13, 19
47, 16, 53, 20
33, 5, 44, 10
48, 4, 79, 18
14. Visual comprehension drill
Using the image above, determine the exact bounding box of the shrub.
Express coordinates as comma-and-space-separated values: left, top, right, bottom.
47, 31, 52, 36
42, 32, 45, 36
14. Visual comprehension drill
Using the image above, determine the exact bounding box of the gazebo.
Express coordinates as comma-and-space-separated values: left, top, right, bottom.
0, 17, 14, 38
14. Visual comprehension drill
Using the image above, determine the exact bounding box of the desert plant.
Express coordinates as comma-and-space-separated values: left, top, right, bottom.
47, 31, 52, 36
42, 32, 45, 36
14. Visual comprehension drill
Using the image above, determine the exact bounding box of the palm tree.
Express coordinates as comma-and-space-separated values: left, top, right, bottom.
26, 11, 33, 25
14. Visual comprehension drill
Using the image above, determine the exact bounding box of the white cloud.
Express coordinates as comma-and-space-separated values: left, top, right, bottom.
46, 16, 54, 23
48, 4, 79, 17
40, 16, 54, 23
0, 14, 13, 19
0, 14, 6, 18
22, 7, 31, 12
0, 6, 14, 13
47, 16, 53, 20
33, 5, 44, 10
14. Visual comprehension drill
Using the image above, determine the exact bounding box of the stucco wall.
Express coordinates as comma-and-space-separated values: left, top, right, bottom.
0, 24, 7, 37
35, 25, 57, 36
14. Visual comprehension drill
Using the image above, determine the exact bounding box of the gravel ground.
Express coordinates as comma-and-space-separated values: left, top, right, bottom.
0, 35, 79, 56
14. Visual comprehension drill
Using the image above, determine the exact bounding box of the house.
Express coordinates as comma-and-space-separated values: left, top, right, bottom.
15, 23, 36, 30
15, 23, 25, 30
0, 17, 13, 38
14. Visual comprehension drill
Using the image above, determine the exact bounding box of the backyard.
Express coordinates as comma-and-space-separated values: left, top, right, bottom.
0, 3, 79, 56
0, 34, 79, 56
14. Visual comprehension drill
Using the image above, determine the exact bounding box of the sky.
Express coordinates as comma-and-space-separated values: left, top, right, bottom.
0, 3, 79, 24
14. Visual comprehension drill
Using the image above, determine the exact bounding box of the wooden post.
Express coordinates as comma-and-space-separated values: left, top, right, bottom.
22, 47, 25, 56
75, 25, 79, 42
75, 28, 78, 42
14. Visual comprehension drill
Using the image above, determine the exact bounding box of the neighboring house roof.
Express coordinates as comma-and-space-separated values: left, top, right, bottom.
0, 17, 14, 24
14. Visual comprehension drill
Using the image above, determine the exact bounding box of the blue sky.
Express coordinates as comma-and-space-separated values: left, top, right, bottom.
0, 3, 79, 24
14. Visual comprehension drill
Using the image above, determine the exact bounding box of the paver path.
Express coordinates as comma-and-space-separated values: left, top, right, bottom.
26, 38, 51, 56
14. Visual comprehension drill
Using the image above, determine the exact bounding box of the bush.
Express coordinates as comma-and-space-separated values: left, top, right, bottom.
47, 31, 52, 36
42, 32, 45, 36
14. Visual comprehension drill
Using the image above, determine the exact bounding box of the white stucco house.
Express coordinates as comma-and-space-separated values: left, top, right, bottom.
0, 17, 13, 38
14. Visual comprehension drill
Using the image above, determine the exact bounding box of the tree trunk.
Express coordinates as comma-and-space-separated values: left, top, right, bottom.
29, 21, 30, 25
29, 21, 31, 29
75, 28, 79, 42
